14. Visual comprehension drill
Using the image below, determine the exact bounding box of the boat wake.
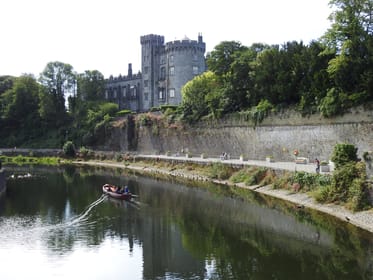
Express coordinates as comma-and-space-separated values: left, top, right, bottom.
65, 194, 107, 227
0, 194, 108, 244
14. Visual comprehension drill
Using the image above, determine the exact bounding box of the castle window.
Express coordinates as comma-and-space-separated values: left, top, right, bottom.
144, 66, 149, 74
169, 55, 174, 63
193, 51, 198, 61
144, 92, 148, 101
193, 66, 199, 75
122, 87, 126, 98
113, 89, 117, 98
169, 88, 175, 98
161, 55, 165, 64
130, 86, 136, 98
169, 66, 175, 76
144, 80, 149, 87
159, 89, 164, 99
160, 67, 166, 80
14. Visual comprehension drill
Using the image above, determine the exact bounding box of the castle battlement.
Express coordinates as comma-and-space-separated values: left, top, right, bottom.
165, 39, 205, 52
140, 34, 164, 45
106, 72, 141, 83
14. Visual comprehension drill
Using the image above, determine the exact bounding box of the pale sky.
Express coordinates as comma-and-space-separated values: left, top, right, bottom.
0, 0, 333, 78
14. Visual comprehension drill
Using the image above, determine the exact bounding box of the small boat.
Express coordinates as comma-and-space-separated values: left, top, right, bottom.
102, 184, 132, 200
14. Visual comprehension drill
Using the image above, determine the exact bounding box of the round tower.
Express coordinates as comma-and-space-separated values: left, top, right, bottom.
164, 33, 206, 105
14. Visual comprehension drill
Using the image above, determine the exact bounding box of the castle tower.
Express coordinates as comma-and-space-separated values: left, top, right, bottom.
140, 34, 165, 111
165, 34, 206, 105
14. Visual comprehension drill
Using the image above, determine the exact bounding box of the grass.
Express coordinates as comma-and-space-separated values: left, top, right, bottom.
0, 155, 63, 165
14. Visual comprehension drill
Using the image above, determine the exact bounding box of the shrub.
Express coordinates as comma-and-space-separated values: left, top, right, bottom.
291, 172, 318, 191
116, 109, 132, 117
114, 153, 123, 162
325, 162, 369, 211
79, 146, 90, 158
331, 143, 358, 169
209, 163, 233, 180
63, 141, 76, 157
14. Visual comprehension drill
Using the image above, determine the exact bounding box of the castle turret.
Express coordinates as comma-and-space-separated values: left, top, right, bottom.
140, 34, 165, 111
164, 34, 206, 105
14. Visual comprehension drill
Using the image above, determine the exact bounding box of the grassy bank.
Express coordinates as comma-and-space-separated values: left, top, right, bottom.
0, 155, 64, 166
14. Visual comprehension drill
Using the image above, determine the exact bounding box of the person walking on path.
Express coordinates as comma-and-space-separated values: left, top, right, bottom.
315, 158, 320, 173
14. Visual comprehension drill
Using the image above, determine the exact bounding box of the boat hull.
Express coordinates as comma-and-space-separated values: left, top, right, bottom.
102, 184, 132, 200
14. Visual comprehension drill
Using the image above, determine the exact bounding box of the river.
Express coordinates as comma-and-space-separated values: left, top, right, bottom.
0, 165, 372, 280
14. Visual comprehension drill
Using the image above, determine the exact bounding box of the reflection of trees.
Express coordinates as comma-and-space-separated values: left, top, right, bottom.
4, 165, 373, 279
156, 183, 373, 280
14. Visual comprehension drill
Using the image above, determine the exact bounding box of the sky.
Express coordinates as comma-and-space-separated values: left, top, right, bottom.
0, 0, 333, 78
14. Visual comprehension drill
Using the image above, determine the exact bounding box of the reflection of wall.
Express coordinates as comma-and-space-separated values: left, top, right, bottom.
139, 179, 206, 279
0, 169, 6, 195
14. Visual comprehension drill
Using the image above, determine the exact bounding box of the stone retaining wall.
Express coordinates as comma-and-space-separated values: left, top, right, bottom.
0, 169, 6, 195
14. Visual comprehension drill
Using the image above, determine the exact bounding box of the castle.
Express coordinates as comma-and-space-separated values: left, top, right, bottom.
104, 34, 206, 112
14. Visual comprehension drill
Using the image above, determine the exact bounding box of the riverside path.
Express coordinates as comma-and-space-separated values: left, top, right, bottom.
136, 154, 333, 174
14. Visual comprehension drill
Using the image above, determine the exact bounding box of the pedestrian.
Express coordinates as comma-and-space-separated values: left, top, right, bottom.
315, 158, 320, 173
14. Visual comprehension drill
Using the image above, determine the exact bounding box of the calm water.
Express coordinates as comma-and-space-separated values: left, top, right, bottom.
0, 165, 373, 280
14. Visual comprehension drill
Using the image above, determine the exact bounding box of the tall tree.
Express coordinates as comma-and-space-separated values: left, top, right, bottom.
39, 61, 76, 126
76, 70, 105, 101
323, 0, 373, 98
0, 75, 41, 142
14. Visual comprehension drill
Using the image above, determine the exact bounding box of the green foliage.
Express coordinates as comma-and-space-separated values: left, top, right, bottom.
63, 141, 76, 157
79, 146, 92, 158
318, 87, 349, 117
114, 153, 123, 162
116, 109, 132, 117
290, 172, 331, 191
138, 113, 153, 126
331, 143, 358, 169
0, 155, 60, 165
329, 162, 368, 210
159, 105, 178, 113
229, 166, 273, 186
180, 71, 220, 123
251, 99, 274, 126
208, 163, 233, 180
362, 151, 372, 162
76, 70, 105, 101
38, 61, 75, 126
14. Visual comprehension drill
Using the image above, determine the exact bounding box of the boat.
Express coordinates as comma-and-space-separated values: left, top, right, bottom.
102, 184, 132, 200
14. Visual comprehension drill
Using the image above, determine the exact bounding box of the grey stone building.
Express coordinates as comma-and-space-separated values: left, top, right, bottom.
105, 34, 206, 112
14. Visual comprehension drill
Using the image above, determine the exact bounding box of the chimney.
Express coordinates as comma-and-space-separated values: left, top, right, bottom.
128, 63, 132, 77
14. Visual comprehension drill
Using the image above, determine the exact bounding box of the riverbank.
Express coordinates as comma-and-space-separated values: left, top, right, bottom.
73, 156, 373, 234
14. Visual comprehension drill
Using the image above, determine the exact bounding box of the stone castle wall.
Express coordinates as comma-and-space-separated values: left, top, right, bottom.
106, 107, 373, 176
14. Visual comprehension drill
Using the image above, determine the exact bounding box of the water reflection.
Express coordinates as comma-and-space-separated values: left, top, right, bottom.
0, 165, 372, 279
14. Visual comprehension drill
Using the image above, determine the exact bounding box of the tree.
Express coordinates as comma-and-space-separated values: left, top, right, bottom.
1, 75, 40, 130
331, 142, 358, 169
39, 61, 76, 126
180, 71, 221, 123
0, 75, 15, 95
76, 70, 105, 101
322, 0, 373, 99
206, 41, 247, 77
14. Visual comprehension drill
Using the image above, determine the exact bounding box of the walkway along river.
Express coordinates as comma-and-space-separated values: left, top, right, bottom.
74, 153, 373, 234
